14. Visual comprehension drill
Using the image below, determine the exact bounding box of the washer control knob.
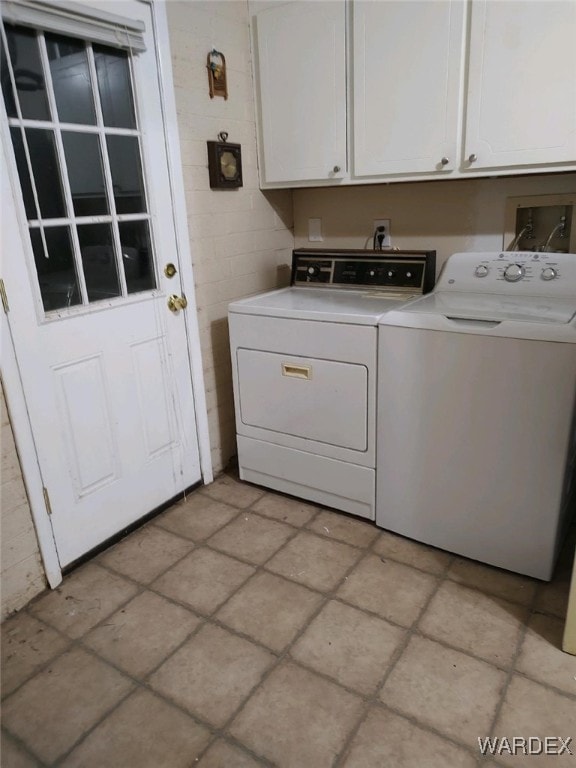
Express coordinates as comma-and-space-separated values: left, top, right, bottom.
475, 264, 489, 278
503, 263, 525, 282
307, 264, 320, 278
541, 267, 557, 281
368, 269, 376, 277
387, 269, 396, 279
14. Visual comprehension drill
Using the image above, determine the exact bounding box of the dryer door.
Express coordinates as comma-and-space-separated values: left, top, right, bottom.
237, 349, 368, 451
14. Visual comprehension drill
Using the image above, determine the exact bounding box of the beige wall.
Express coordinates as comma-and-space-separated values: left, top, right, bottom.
293, 173, 576, 273
167, 0, 294, 473
1, 382, 45, 620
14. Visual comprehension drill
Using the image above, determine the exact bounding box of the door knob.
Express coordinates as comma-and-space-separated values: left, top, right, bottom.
167, 294, 188, 312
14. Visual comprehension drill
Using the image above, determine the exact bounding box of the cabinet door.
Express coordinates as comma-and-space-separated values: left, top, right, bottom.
464, 0, 576, 169
352, 0, 465, 177
254, 1, 346, 184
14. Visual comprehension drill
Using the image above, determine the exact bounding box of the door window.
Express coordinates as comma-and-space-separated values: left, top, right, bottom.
1, 23, 156, 313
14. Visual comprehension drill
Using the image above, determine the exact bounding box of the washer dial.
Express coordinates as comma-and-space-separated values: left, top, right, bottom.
541, 267, 557, 281
475, 265, 489, 278
503, 263, 525, 282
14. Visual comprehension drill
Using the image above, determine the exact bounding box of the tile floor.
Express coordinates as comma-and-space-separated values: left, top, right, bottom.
2, 472, 576, 767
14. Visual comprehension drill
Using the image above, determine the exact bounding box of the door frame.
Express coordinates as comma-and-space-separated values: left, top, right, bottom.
0, 0, 212, 589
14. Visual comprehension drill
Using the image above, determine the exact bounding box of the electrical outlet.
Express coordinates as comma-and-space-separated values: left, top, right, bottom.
373, 219, 392, 247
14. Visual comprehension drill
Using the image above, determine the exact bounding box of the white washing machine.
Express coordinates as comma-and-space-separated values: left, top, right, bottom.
229, 248, 436, 520
376, 250, 576, 580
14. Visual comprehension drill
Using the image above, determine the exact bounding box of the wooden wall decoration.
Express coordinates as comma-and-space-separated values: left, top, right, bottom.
207, 49, 228, 99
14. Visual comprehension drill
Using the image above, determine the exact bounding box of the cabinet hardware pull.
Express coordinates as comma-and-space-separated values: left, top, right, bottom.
333, 165, 341, 173
468, 153, 477, 162
441, 157, 449, 165
282, 363, 312, 380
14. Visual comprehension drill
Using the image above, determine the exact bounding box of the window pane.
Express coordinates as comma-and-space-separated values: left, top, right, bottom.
77, 223, 121, 302
106, 135, 146, 214
46, 33, 96, 125
94, 45, 136, 128
10, 127, 37, 219
4, 25, 50, 120
119, 221, 156, 294
25, 128, 66, 219
62, 132, 108, 216
30, 227, 81, 311
1, 36, 17, 117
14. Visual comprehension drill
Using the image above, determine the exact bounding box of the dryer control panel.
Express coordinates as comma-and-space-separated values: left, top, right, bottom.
437, 251, 576, 298
292, 249, 436, 294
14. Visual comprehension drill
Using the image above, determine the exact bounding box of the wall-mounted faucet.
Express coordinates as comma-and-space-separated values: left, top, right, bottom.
541, 215, 567, 252
508, 209, 535, 251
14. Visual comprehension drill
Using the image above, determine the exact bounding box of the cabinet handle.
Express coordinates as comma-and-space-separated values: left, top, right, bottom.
468, 153, 477, 163
332, 165, 341, 173
441, 157, 450, 166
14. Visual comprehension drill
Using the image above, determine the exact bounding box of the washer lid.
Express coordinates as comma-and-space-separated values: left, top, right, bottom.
229, 286, 419, 325
396, 291, 576, 324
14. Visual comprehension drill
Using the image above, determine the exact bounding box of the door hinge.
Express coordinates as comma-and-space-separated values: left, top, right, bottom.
0, 279, 8, 313
42, 486, 53, 516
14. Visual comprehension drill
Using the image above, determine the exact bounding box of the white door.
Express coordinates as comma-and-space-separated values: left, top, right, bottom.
254, 1, 346, 184
352, 0, 465, 177
464, 0, 576, 170
1, 1, 204, 567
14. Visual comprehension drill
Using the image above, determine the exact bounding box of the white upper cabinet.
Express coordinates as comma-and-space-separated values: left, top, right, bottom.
464, 0, 576, 170
352, 0, 465, 177
253, 1, 347, 184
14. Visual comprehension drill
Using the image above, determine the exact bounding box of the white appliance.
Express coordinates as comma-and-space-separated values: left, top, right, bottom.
376, 251, 576, 580
229, 248, 436, 520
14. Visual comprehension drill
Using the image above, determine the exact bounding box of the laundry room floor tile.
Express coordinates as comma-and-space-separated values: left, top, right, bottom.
82, 591, 201, 678
216, 571, 323, 652
229, 660, 364, 768
2, 480, 575, 768
201, 473, 265, 508
379, 635, 506, 749
1, 612, 70, 699
337, 554, 438, 627
494, 676, 575, 767
1, 648, 133, 764
151, 546, 255, 615
290, 599, 405, 695
206, 512, 294, 565
341, 706, 478, 768
154, 495, 240, 541
27, 563, 138, 639
373, 530, 452, 576
515, 612, 576, 695
98, 525, 194, 584
265, 531, 360, 592
148, 623, 274, 727
60, 689, 211, 768
307, 510, 380, 549
446, 557, 538, 606
0, 730, 41, 768
419, 580, 528, 667
252, 493, 319, 527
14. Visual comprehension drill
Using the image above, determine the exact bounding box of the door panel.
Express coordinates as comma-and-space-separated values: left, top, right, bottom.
1, 1, 202, 566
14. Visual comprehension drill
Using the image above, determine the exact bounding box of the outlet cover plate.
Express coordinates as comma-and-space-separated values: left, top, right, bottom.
373, 219, 391, 247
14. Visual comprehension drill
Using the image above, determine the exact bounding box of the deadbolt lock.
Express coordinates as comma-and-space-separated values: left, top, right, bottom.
167, 294, 188, 313
164, 263, 177, 278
